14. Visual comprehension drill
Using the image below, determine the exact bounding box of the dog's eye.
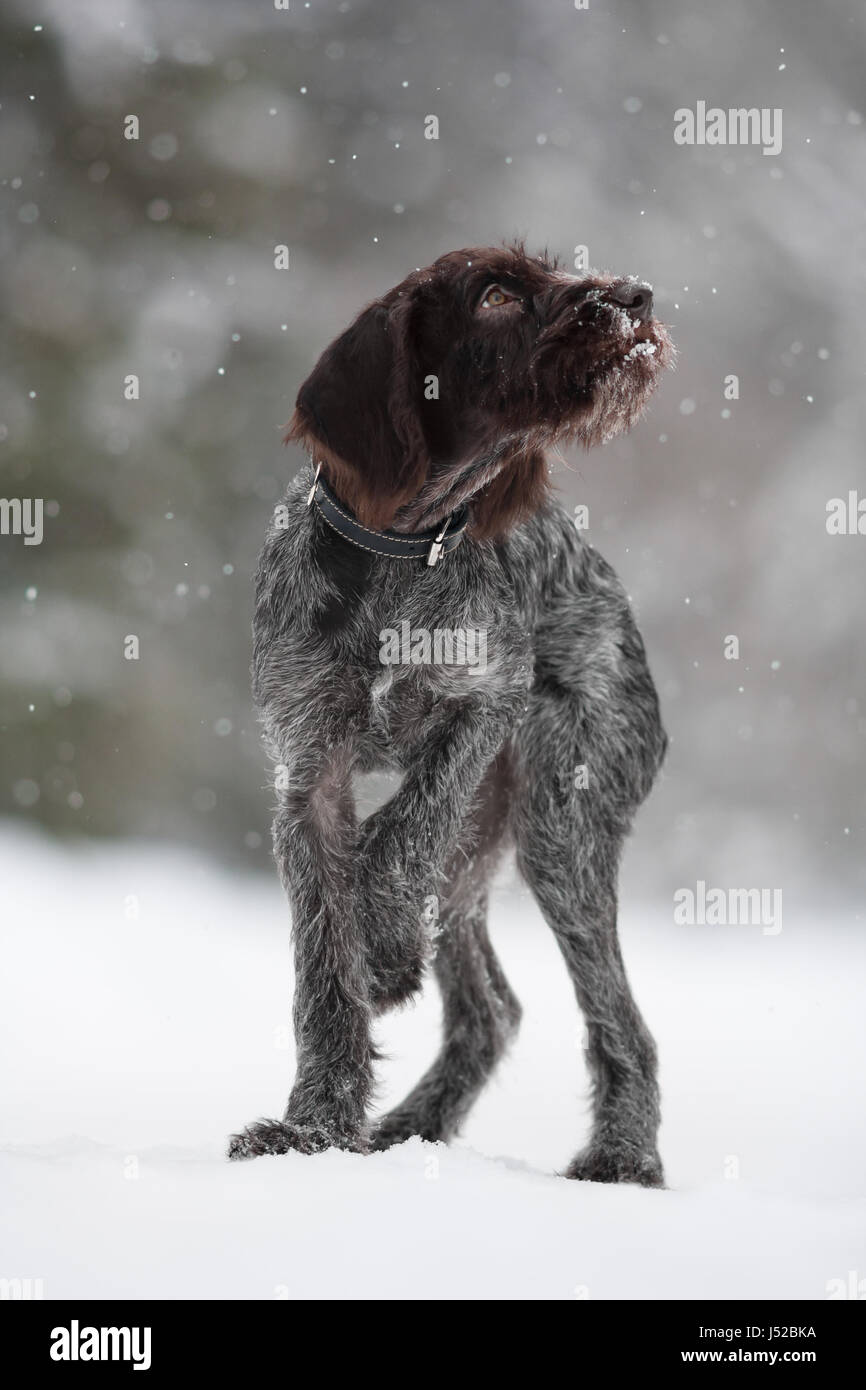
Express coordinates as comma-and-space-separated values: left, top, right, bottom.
479, 284, 515, 309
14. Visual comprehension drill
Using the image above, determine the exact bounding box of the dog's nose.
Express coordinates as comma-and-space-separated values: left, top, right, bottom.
605, 279, 654, 322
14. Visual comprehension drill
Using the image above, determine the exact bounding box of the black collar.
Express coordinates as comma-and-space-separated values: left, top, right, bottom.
307, 465, 469, 566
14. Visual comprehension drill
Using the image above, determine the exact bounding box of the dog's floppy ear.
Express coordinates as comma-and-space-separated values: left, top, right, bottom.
468, 444, 550, 540
285, 293, 429, 530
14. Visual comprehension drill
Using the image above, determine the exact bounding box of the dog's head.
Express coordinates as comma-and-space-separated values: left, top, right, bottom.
287, 244, 674, 538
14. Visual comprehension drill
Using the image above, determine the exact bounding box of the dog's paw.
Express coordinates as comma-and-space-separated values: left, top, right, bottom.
227, 1118, 366, 1161
369, 1110, 445, 1152
368, 1124, 408, 1153
565, 1145, 665, 1188
355, 851, 433, 1009
369, 955, 427, 1015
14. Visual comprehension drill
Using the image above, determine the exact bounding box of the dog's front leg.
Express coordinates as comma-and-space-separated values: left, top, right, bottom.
229, 742, 374, 1159
357, 703, 518, 1002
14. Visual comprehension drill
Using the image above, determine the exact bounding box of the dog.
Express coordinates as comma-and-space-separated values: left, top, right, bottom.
228, 244, 674, 1185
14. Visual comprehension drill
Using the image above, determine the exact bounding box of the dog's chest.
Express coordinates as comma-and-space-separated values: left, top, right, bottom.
365, 613, 504, 738
352, 570, 531, 755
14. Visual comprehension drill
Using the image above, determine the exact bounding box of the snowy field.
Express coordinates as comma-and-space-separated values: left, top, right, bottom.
1, 824, 864, 1301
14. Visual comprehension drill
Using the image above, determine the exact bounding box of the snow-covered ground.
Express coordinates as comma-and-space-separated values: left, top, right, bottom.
1, 824, 864, 1301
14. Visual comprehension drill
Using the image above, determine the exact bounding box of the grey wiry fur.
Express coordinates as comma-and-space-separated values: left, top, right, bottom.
228, 245, 673, 1184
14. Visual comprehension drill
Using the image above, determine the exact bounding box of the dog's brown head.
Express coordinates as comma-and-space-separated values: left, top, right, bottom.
287, 244, 674, 539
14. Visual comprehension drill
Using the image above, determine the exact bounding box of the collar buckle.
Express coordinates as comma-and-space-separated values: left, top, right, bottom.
306, 461, 322, 507
426, 517, 452, 567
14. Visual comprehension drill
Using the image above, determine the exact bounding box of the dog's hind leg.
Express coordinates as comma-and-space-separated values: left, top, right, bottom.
370, 893, 521, 1149
370, 755, 520, 1149
512, 693, 665, 1187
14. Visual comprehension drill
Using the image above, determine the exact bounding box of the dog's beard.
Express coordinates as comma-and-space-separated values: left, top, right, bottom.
549, 311, 676, 449
579, 321, 674, 445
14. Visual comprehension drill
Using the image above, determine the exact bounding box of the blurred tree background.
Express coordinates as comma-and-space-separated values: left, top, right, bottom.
0, 0, 863, 913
